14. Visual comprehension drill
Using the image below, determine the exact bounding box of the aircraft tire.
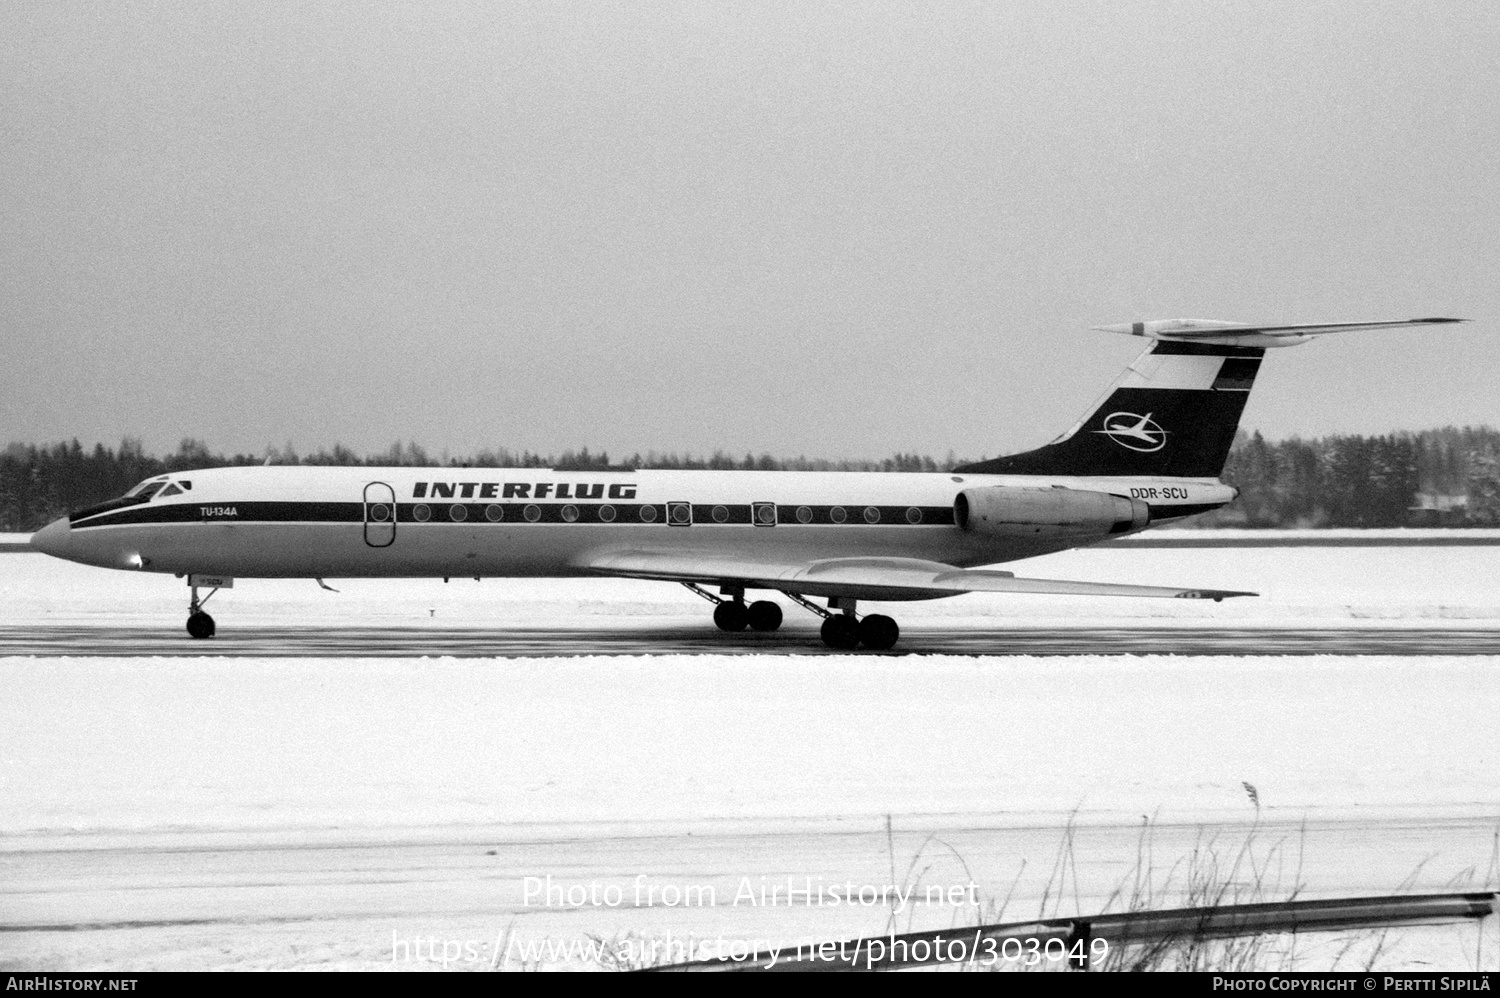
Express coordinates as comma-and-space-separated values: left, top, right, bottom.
857, 614, 899, 651
820, 615, 860, 650
713, 601, 749, 632
186, 612, 216, 640
746, 601, 783, 632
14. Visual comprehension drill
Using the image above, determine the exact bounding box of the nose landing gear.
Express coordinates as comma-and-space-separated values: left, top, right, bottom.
185, 581, 220, 639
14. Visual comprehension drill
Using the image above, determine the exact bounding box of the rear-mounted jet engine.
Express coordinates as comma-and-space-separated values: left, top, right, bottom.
954, 486, 1148, 540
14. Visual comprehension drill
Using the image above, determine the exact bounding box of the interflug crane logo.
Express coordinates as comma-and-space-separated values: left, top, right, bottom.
1094, 411, 1167, 452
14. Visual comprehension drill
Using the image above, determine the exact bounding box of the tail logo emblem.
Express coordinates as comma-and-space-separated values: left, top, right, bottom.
1095, 411, 1167, 452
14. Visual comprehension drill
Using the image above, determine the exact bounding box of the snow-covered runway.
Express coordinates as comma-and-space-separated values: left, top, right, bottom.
5, 623, 1500, 657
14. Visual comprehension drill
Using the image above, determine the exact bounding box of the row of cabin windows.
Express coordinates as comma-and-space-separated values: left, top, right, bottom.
369, 503, 928, 525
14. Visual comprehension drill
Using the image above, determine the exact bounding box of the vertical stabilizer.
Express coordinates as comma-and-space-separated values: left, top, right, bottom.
955, 317, 1463, 479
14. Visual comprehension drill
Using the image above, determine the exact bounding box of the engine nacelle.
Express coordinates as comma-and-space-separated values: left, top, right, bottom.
954, 485, 1149, 540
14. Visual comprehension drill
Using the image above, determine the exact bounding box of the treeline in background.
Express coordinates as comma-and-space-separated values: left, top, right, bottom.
3, 428, 1499, 532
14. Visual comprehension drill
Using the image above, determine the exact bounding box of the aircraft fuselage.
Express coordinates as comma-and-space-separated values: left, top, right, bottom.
36, 465, 1233, 583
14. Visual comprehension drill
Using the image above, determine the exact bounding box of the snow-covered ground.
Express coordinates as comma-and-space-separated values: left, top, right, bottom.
3, 653, 1498, 970
6, 653, 1498, 836
2, 538, 1498, 970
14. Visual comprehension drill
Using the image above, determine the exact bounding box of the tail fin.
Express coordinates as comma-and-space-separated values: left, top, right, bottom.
955, 317, 1464, 479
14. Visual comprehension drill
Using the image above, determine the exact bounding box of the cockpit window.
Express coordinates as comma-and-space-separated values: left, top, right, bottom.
124, 479, 168, 501
159, 483, 183, 498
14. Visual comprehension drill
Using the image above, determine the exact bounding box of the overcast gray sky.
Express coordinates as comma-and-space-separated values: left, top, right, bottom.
3, 1, 1496, 462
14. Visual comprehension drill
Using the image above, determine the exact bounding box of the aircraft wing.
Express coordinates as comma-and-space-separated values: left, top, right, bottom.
583, 550, 1256, 602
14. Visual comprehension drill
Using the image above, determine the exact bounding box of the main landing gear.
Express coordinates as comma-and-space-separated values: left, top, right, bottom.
712, 599, 783, 633
784, 593, 899, 651
816, 612, 899, 651
683, 584, 783, 632
684, 585, 900, 651
186, 583, 218, 639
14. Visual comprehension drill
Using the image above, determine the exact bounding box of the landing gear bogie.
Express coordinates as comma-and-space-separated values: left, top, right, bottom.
812, 598, 900, 652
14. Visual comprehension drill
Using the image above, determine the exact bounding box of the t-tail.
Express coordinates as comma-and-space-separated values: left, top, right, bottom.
955, 317, 1465, 479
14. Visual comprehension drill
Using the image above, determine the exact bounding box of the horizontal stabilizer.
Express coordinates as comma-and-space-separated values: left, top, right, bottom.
1095, 316, 1465, 349
584, 550, 1256, 602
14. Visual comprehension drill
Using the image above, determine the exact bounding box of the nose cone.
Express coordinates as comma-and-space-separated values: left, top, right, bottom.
29, 516, 72, 558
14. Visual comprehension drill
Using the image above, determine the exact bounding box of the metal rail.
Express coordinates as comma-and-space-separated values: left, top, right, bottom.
649, 891, 1497, 972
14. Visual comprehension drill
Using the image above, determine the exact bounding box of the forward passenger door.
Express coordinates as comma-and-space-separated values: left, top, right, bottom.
364, 482, 397, 547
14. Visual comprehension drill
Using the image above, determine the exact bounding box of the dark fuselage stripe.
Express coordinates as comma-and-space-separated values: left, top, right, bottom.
69, 502, 962, 530
1149, 341, 1267, 358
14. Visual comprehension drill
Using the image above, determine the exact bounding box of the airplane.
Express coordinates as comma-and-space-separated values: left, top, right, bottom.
28, 316, 1462, 650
